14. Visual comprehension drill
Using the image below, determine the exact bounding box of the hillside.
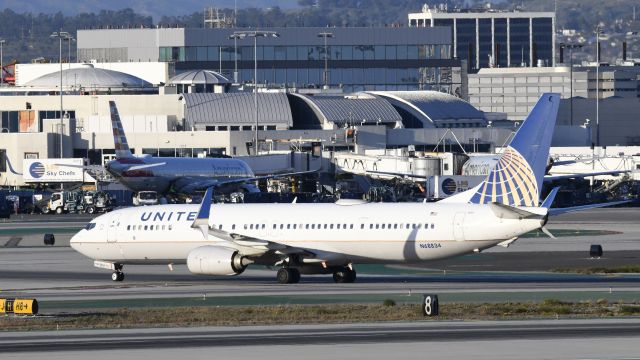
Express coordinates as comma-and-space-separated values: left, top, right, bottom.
0, 0, 637, 65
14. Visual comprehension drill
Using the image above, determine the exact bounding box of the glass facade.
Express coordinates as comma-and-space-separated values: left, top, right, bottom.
456, 19, 477, 70
478, 19, 492, 68
412, 14, 554, 69
160, 44, 457, 93
532, 18, 553, 67
509, 18, 530, 67
160, 44, 450, 62
494, 18, 508, 67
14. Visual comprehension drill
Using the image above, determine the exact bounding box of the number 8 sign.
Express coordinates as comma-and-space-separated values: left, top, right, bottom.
422, 294, 439, 316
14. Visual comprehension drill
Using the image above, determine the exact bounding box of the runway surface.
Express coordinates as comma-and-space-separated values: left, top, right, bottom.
2, 246, 640, 311
2, 319, 640, 359
1, 208, 640, 309
2, 208, 640, 359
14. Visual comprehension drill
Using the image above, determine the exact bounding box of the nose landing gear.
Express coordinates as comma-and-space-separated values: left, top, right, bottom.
111, 263, 124, 282
111, 271, 125, 282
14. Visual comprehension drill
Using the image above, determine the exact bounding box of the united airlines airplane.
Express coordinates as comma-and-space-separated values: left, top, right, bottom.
70, 94, 622, 284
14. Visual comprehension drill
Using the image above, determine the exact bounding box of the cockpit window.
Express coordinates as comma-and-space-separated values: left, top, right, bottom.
85, 223, 97, 231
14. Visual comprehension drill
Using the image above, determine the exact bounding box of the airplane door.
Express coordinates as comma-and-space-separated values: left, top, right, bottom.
107, 215, 120, 243
452, 212, 465, 241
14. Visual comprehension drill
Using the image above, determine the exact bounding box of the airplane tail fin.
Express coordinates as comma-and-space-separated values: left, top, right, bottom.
443, 93, 560, 207
109, 101, 134, 159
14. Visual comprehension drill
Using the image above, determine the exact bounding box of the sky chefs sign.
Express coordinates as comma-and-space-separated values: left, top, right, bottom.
23, 158, 84, 183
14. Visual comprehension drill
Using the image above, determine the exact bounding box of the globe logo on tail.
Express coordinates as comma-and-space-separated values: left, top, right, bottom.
469, 146, 538, 207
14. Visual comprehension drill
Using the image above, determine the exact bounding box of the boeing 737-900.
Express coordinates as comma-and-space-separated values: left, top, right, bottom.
70, 94, 625, 283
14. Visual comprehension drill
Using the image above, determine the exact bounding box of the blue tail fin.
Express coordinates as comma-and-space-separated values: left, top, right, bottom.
444, 93, 560, 207
109, 101, 134, 159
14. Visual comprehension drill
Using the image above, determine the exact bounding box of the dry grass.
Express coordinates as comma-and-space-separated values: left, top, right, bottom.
2, 300, 640, 332
552, 265, 640, 274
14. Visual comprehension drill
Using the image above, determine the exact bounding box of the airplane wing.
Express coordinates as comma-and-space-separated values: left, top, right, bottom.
172, 170, 318, 194
191, 188, 320, 260
173, 177, 222, 194
217, 169, 319, 185
548, 200, 634, 216
545, 170, 630, 182
366, 169, 630, 182
365, 170, 429, 179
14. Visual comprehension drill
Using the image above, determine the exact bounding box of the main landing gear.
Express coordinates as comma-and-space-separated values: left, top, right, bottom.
275, 265, 357, 284
332, 266, 356, 283
276, 267, 301, 284
111, 264, 124, 282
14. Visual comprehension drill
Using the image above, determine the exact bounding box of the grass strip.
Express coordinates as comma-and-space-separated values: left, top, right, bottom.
2, 299, 640, 332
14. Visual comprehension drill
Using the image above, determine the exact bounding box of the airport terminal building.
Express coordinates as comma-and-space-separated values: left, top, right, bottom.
408, 6, 555, 70
76, 26, 463, 94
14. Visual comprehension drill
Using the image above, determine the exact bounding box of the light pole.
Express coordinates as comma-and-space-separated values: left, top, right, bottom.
231, 30, 279, 155
51, 31, 71, 158
0, 39, 5, 87
560, 43, 583, 126
317, 32, 333, 89
594, 25, 603, 147
65, 35, 75, 69
228, 33, 241, 84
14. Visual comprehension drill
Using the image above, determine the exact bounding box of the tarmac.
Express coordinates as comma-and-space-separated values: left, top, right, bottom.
1, 207, 640, 359
2, 320, 640, 359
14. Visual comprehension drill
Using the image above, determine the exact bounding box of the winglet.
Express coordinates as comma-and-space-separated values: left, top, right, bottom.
541, 186, 560, 209
192, 187, 214, 237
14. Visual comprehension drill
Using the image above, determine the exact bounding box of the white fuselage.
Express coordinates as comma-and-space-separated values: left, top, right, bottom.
70, 202, 543, 266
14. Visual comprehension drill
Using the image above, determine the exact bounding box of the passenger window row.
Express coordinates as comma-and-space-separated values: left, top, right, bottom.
214, 223, 435, 231
126, 224, 173, 231
123, 222, 435, 232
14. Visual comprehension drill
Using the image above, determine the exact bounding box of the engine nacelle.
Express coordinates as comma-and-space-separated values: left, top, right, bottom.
187, 246, 247, 276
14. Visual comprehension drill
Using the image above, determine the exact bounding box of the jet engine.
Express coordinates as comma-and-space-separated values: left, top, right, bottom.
186, 246, 250, 276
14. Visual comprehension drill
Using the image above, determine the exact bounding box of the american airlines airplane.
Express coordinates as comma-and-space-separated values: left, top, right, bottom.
104, 101, 257, 195
70, 93, 622, 284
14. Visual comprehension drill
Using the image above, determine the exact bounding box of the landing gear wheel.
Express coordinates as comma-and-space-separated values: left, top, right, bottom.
111, 271, 124, 282
290, 268, 301, 283
333, 267, 356, 283
276, 268, 301, 284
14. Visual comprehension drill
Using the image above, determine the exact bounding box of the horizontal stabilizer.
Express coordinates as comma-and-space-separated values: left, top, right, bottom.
488, 202, 546, 219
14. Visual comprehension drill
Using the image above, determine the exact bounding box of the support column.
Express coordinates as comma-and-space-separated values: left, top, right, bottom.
491, 18, 495, 67
475, 17, 480, 69
529, 17, 534, 67
507, 18, 511, 67
552, 15, 556, 66
453, 18, 457, 58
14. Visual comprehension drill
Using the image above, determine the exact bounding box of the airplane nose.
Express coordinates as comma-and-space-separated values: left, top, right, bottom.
69, 231, 82, 251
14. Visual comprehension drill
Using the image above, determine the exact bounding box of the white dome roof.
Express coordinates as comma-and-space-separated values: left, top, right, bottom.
25, 65, 152, 89
169, 70, 230, 85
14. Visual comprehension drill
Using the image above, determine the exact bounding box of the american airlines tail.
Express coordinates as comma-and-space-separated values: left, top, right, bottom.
443, 93, 560, 207
109, 101, 134, 159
